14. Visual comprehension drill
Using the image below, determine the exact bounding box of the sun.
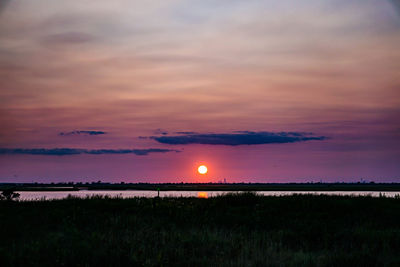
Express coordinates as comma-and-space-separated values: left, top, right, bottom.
198, 165, 208, 175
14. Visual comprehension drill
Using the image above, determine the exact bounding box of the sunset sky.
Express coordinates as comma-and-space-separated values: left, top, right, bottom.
0, 0, 399, 183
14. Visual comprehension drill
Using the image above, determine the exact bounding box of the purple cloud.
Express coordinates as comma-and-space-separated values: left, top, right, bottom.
59, 131, 106, 136
0, 148, 180, 156
149, 131, 328, 146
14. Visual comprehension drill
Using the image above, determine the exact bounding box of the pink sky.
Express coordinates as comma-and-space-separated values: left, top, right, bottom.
0, 0, 399, 182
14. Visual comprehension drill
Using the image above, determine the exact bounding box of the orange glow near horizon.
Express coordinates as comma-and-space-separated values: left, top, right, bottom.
198, 192, 208, 198
198, 165, 208, 175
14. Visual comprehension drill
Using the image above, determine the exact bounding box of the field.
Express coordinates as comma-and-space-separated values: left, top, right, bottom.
1, 193, 400, 266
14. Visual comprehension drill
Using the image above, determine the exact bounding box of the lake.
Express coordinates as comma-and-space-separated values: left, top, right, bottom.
16, 190, 400, 200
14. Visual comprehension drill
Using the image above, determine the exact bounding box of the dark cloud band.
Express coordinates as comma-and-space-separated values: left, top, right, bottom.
0, 148, 180, 156
150, 131, 327, 146
59, 131, 106, 136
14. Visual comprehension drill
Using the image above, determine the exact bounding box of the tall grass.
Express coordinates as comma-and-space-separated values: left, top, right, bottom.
1, 193, 400, 266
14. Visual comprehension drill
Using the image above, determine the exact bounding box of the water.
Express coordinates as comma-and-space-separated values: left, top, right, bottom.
16, 190, 400, 201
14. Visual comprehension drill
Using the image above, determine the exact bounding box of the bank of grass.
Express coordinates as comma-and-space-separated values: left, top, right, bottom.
1, 193, 400, 266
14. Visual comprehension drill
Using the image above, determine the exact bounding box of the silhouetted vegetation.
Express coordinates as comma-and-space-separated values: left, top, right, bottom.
0, 189, 20, 201
1, 193, 400, 266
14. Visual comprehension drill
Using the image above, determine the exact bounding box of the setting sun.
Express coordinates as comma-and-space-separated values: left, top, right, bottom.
198, 165, 208, 175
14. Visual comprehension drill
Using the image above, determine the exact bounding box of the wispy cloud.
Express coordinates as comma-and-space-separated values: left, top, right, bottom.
150, 131, 327, 146
41, 32, 97, 45
175, 131, 198, 134
0, 0, 11, 13
59, 131, 107, 136
0, 148, 180, 156
389, 0, 400, 15
153, 129, 168, 135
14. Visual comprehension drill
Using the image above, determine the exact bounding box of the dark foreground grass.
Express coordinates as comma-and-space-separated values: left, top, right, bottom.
1, 193, 400, 266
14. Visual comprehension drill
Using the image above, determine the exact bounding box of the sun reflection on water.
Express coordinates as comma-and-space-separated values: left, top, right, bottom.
198, 192, 208, 198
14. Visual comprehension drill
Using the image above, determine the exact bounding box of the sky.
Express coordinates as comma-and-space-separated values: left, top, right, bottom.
0, 0, 399, 183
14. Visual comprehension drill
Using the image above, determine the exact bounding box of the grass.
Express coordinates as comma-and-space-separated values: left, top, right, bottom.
1, 193, 400, 266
